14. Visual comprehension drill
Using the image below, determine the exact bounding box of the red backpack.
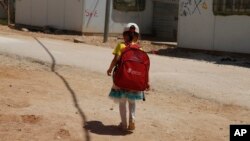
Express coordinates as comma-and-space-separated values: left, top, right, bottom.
113, 44, 150, 91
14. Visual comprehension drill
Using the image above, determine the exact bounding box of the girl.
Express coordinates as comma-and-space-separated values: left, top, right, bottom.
107, 23, 145, 131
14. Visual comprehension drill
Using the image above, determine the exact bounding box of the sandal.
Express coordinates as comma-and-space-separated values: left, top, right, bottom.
128, 122, 135, 130
118, 123, 127, 131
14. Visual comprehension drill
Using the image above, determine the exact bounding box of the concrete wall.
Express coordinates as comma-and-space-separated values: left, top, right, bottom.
178, 0, 250, 54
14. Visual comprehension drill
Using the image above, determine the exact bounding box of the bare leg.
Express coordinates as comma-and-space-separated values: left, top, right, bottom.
128, 99, 136, 130
119, 98, 127, 128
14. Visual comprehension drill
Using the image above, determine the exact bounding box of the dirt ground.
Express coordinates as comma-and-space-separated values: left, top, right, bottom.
0, 24, 170, 53
1, 52, 250, 141
1, 25, 250, 141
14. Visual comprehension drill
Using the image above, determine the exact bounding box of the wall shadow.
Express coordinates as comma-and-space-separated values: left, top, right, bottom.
84, 121, 132, 136
34, 37, 90, 141
150, 47, 250, 69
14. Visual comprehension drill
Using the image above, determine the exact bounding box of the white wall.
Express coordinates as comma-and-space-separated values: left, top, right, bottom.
47, 0, 64, 29
178, 0, 214, 50
64, 0, 83, 31
214, 16, 250, 53
83, 0, 106, 33
15, 0, 83, 31
31, 0, 47, 26
15, 0, 153, 34
15, 0, 32, 25
83, 0, 153, 34
178, 0, 250, 54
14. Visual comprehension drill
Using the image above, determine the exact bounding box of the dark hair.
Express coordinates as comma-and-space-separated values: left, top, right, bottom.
129, 25, 136, 32
123, 30, 139, 42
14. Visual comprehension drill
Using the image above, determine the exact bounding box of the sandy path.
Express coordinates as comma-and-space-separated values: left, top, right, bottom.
0, 54, 250, 141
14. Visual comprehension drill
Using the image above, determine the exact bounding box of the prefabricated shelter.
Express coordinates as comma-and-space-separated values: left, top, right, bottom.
15, 0, 153, 34
152, 0, 179, 41
178, 0, 250, 54
0, 7, 6, 19
0, 1, 7, 19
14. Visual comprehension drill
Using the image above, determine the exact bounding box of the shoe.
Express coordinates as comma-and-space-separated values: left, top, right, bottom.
128, 122, 135, 130
118, 123, 127, 131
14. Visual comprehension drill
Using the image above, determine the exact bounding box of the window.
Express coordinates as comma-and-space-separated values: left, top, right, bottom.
113, 0, 146, 11
213, 0, 250, 15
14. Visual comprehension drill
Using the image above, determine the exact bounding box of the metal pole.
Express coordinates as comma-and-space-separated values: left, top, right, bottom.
82, 0, 85, 33
8, 0, 10, 25
103, 0, 111, 43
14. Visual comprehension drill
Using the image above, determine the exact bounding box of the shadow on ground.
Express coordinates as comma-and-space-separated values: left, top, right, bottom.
34, 37, 90, 141
149, 47, 250, 69
84, 121, 132, 136
13, 24, 82, 35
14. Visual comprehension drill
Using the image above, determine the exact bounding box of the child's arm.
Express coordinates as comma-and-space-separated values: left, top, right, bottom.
107, 55, 119, 76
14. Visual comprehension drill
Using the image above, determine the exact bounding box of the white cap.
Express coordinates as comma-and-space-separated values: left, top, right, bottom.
123, 23, 140, 34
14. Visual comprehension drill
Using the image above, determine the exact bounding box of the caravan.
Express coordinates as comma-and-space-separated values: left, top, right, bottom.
0, 0, 7, 19
15, 0, 153, 34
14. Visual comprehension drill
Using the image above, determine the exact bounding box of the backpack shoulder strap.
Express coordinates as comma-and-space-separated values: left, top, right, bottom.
129, 43, 140, 49
122, 43, 140, 53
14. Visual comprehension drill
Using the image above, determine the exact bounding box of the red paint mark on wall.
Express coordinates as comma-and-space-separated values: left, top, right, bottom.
85, 9, 98, 17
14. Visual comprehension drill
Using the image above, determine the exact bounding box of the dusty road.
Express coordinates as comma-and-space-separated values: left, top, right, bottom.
0, 55, 250, 141
0, 34, 250, 141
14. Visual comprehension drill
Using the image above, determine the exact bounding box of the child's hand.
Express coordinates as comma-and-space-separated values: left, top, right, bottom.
107, 68, 112, 76
145, 83, 150, 91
